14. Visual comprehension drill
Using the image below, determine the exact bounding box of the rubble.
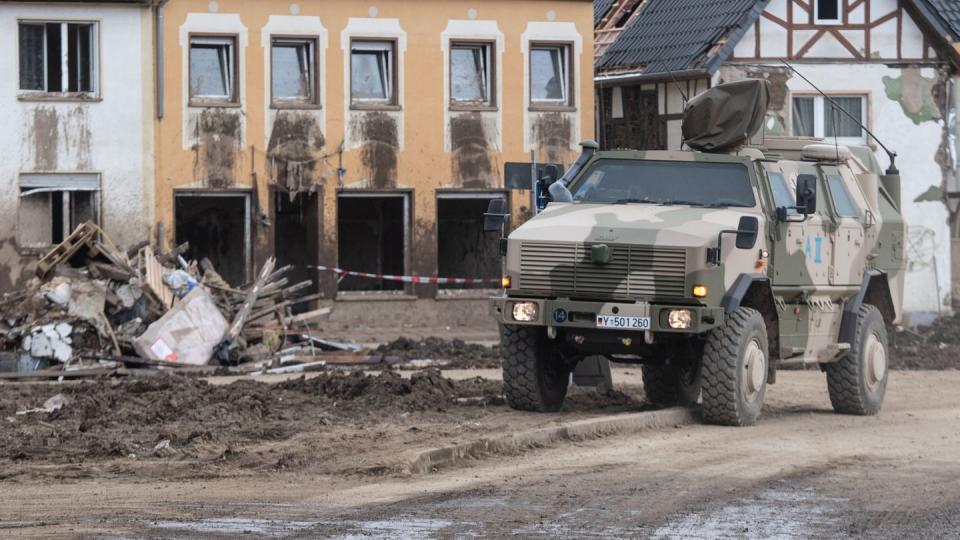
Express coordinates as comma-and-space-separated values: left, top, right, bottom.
892, 315, 960, 370
376, 337, 503, 369
0, 222, 349, 376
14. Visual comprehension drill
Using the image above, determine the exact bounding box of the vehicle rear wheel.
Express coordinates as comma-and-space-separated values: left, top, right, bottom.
701, 307, 768, 426
500, 324, 570, 412
641, 361, 701, 406
826, 304, 888, 415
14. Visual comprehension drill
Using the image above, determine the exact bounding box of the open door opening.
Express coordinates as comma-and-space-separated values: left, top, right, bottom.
174, 192, 250, 286
337, 194, 407, 292
275, 191, 320, 312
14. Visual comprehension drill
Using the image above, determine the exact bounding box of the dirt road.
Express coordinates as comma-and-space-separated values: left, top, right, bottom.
2, 369, 959, 538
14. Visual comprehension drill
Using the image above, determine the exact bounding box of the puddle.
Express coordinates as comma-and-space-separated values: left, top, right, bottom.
336, 517, 456, 539
651, 487, 846, 539
151, 517, 317, 537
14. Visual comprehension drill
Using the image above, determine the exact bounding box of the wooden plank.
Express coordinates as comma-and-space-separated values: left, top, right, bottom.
140, 245, 174, 309
286, 307, 332, 326
35, 222, 97, 278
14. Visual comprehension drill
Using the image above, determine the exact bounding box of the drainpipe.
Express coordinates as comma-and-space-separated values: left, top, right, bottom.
155, 0, 170, 119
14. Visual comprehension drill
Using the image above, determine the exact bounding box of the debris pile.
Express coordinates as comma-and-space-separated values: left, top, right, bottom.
892, 315, 960, 370
0, 222, 363, 377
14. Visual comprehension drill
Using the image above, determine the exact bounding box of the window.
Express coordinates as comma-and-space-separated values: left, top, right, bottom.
18, 173, 100, 248
19, 21, 97, 95
272, 38, 317, 106
792, 95, 866, 143
450, 42, 493, 108
530, 43, 572, 108
189, 36, 237, 104
351, 40, 396, 106
570, 159, 755, 207
815, 0, 841, 24
767, 171, 797, 212
826, 174, 859, 218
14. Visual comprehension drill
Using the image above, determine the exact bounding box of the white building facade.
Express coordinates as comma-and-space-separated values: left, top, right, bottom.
723, 0, 958, 321
0, 1, 154, 290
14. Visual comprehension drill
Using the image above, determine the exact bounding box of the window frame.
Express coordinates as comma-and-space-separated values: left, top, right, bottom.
188, 34, 239, 107
270, 35, 320, 109
814, 0, 843, 25
349, 38, 399, 110
528, 41, 575, 111
16, 172, 101, 251
449, 40, 496, 111
791, 93, 869, 146
17, 19, 100, 100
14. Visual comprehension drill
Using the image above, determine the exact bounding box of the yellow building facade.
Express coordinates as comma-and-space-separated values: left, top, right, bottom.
155, 0, 594, 298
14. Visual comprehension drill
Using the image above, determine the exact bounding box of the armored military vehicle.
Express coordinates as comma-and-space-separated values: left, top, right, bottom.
485, 79, 906, 426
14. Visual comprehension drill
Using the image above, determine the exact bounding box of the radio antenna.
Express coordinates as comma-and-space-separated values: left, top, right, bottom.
780, 59, 898, 174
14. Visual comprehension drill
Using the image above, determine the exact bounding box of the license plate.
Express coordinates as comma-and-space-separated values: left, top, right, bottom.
596, 315, 651, 330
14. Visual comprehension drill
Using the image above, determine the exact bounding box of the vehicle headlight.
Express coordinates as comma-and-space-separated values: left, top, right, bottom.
667, 309, 693, 329
511, 302, 539, 322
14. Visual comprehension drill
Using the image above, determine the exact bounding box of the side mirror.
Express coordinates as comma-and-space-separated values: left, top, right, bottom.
735, 216, 759, 250
796, 174, 817, 215
540, 164, 560, 185
548, 180, 573, 203
483, 198, 509, 233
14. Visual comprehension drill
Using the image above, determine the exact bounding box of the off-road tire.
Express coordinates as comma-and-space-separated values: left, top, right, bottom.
641, 362, 702, 406
701, 307, 769, 426
500, 324, 570, 412
826, 304, 888, 415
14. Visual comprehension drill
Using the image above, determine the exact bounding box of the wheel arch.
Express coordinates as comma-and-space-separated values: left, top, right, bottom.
839, 270, 896, 346
721, 274, 780, 364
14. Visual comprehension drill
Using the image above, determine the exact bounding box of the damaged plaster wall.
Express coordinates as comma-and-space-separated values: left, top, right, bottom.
720, 63, 952, 316
0, 3, 151, 291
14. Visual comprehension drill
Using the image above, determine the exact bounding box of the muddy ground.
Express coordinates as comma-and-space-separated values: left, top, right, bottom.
375, 337, 502, 369
0, 369, 648, 483
892, 313, 960, 369
1, 370, 958, 538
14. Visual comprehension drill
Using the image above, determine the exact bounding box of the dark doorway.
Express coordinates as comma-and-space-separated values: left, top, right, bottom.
275, 191, 320, 312
437, 195, 503, 289
337, 194, 406, 291
600, 85, 665, 150
175, 193, 249, 286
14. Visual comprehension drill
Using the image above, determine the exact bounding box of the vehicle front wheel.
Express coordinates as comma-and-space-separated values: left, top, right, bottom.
701, 307, 769, 426
826, 304, 888, 415
641, 361, 701, 406
500, 324, 571, 412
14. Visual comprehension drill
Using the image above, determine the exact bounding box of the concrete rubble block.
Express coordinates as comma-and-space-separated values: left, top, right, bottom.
22, 323, 73, 363
133, 287, 228, 365
67, 280, 107, 321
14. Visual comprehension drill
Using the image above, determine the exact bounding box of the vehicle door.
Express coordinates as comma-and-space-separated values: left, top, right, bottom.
763, 162, 832, 288
821, 165, 867, 286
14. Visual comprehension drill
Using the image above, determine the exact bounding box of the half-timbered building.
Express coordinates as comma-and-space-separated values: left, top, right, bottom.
594, 0, 960, 320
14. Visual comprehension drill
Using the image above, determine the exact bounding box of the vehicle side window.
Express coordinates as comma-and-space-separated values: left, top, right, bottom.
826, 174, 859, 218
767, 171, 795, 211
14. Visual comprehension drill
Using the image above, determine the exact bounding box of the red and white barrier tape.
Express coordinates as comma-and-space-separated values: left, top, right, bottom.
309, 265, 501, 285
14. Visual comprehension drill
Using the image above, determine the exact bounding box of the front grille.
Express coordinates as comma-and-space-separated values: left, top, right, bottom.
519, 241, 687, 299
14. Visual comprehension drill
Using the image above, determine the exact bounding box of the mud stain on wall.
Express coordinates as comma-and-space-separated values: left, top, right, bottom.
32, 108, 59, 171
356, 112, 399, 188
267, 111, 326, 192
0, 238, 25, 291
69, 107, 94, 170
533, 112, 572, 165
195, 109, 242, 188
450, 113, 493, 188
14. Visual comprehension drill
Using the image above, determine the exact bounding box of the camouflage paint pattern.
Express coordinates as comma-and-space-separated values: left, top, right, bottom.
492, 141, 907, 366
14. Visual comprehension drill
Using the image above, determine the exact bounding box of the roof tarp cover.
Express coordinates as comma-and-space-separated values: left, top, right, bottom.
682, 79, 770, 153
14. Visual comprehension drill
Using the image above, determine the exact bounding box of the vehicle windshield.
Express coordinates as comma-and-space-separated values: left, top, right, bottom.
570, 159, 756, 207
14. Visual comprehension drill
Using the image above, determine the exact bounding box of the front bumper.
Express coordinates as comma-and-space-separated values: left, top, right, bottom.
490, 296, 725, 334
